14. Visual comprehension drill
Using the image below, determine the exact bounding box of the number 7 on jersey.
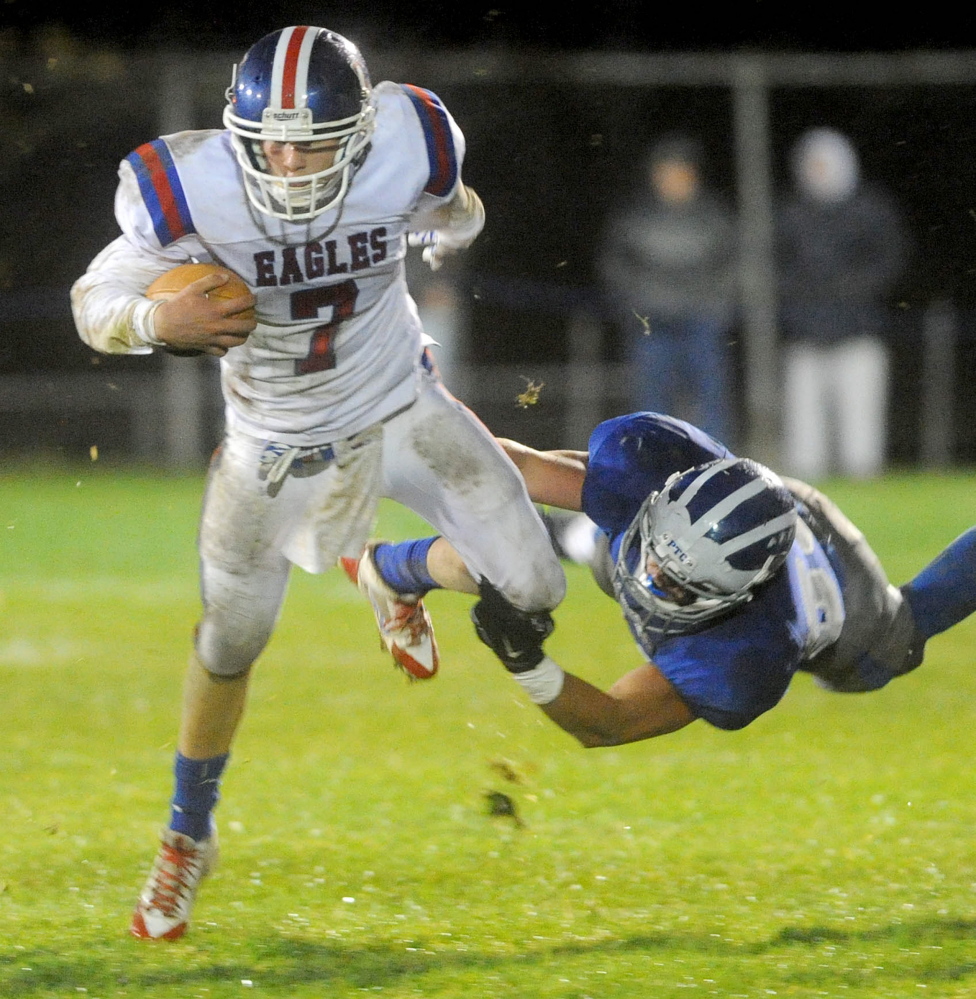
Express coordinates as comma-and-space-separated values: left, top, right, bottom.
291, 279, 358, 375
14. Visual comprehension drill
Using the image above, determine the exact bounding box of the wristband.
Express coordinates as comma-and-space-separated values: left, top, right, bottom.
511, 655, 565, 705
139, 299, 168, 346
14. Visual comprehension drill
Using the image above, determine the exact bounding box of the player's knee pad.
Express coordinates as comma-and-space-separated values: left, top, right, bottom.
893, 586, 926, 675
194, 639, 258, 679
502, 546, 567, 613
198, 657, 253, 681
197, 653, 253, 680
505, 575, 566, 615
194, 613, 273, 679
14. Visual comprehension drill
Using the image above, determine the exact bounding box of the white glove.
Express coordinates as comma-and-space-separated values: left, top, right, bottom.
407, 230, 462, 272
408, 186, 485, 271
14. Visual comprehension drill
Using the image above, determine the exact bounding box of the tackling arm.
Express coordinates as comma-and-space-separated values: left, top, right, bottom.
471, 579, 697, 747
540, 665, 697, 747
496, 438, 588, 511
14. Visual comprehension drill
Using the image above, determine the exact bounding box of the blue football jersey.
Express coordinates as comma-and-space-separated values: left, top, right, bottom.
581, 412, 844, 730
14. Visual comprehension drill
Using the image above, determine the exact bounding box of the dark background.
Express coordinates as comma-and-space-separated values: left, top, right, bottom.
3, 3, 973, 55
3, 5, 976, 461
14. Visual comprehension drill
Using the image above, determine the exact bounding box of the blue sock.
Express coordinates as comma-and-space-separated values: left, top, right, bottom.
169, 752, 228, 841
902, 527, 976, 639
373, 537, 441, 595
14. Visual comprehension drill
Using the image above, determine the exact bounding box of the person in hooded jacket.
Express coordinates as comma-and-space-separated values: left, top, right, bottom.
776, 127, 910, 480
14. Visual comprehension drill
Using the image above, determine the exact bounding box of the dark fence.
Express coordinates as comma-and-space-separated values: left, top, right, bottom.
3, 44, 976, 467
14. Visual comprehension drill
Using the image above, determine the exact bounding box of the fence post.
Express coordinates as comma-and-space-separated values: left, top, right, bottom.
732, 57, 780, 467
920, 298, 957, 469
566, 309, 604, 450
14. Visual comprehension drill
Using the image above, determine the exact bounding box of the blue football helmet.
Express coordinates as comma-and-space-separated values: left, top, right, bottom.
223, 26, 376, 221
614, 457, 798, 638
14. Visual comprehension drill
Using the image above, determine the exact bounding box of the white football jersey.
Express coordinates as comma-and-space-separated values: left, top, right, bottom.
72, 82, 467, 445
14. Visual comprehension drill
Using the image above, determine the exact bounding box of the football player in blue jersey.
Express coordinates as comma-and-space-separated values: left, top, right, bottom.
344, 411, 976, 745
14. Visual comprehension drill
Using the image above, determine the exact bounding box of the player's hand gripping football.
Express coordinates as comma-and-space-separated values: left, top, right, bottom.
470, 579, 555, 673
408, 185, 485, 271
151, 271, 257, 357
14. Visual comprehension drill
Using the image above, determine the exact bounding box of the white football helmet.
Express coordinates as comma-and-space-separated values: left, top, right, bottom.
223, 25, 376, 221
614, 457, 797, 638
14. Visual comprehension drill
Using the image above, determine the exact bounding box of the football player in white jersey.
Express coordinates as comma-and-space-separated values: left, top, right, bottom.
71, 25, 565, 941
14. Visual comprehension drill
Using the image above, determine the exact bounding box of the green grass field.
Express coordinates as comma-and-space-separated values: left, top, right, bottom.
2, 466, 975, 998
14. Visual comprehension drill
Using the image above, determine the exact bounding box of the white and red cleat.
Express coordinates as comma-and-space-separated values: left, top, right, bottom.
339, 545, 440, 679
130, 827, 218, 941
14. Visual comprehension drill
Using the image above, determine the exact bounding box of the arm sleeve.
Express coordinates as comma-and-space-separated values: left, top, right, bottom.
70, 234, 167, 354
70, 154, 200, 355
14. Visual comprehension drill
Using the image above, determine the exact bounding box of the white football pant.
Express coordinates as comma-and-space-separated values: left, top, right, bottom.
783, 334, 889, 480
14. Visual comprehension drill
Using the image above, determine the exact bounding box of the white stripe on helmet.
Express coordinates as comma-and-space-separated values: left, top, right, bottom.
270, 25, 317, 110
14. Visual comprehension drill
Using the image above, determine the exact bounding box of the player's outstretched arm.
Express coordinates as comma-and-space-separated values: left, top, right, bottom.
542, 666, 697, 748
471, 579, 697, 747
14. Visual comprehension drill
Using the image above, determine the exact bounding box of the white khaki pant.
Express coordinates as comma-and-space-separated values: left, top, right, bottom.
195, 374, 566, 676
782, 335, 889, 480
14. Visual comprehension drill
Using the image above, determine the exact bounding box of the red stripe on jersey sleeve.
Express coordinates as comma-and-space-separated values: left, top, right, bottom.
138, 142, 187, 241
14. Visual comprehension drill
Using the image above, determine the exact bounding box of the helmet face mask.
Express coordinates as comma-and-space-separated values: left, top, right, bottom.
223, 26, 376, 222
613, 458, 798, 638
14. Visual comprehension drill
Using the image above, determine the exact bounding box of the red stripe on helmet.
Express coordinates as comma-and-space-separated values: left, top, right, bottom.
280, 25, 310, 108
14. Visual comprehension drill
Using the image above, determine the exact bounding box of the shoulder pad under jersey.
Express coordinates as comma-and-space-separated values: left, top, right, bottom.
397, 84, 460, 198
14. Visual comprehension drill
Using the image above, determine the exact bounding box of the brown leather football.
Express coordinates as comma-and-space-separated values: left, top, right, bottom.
146, 262, 255, 321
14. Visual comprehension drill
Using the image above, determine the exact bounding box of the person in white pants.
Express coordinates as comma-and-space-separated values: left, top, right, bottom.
783, 333, 890, 480
776, 127, 909, 480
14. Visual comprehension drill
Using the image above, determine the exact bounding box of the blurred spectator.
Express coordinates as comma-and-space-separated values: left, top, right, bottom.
597, 134, 738, 443
776, 126, 910, 480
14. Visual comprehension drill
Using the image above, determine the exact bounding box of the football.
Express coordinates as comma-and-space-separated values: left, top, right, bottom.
146, 262, 256, 321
